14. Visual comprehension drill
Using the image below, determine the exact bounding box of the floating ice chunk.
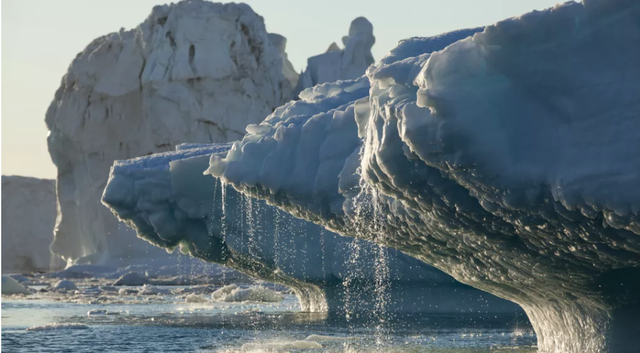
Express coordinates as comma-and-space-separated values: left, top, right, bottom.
1, 176, 61, 273
26, 323, 89, 331
185, 294, 208, 303
211, 285, 284, 303
53, 280, 78, 291
137, 285, 170, 296
87, 309, 108, 316
118, 288, 139, 295
1, 275, 31, 295
241, 340, 322, 350
113, 272, 150, 286
305, 334, 360, 342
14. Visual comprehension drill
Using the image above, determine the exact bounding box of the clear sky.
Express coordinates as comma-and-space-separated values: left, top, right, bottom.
2, 0, 563, 179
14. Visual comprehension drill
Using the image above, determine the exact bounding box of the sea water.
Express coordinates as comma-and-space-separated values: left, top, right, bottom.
1, 284, 536, 353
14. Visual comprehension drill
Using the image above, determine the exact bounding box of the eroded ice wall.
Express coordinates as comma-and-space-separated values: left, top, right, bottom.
206, 1, 640, 352
45, 1, 292, 266
293, 17, 376, 97
1, 176, 63, 273
103, 144, 520, 316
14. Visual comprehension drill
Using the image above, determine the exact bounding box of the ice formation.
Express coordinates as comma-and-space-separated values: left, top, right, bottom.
268, 33, 299, 89
203, 1, 640, 352
293, 17, 376, 97
45, 0, 292, 266
211, 284, 284, 303
1, 176, 62, 273
1, 275, 32, 295
103, 143, 519, 315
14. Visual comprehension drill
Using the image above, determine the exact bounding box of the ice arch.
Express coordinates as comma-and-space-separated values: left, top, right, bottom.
204, 1, 640, 352
103, 143, 520, 317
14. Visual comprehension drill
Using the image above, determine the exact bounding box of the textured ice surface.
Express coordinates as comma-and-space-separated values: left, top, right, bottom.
211, 284, 284, 303
293, 17, 375, 97
205, 1, 640, 352
1, 176, 62, 273
45, 1, 292, 266
268, 33, 299, 89
103, 143, 520, 315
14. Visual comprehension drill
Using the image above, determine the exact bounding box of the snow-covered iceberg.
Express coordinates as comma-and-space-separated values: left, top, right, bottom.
293, 17, 377, 97
1, 176, 63, 273
45, 1, 292, 266
203, 1, 640, 352
103, 143, 520, 315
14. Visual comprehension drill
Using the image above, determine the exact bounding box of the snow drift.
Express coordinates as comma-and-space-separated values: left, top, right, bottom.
1, 176, 62, 273
103, 142, 519, 315
45, 1, 292, 266
204, 1, 640, 352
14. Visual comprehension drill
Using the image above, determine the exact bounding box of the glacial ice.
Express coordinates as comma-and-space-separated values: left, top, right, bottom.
1, 176, 62, 273
293, 17, 376, 97
211, 284, 284, 303
45, 0, 292, 266
1, 275, 32, 295
268, 33, 299, 89
203, 1, 640, 352
103, 142, 520, 315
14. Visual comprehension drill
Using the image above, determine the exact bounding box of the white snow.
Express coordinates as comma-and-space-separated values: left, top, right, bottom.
1, 275, 32, 295
211, 284, 284, 303
1, 176, 62, 273
45, 1, 292, 267
293, 17, 375, 97
201, 1, 640, 352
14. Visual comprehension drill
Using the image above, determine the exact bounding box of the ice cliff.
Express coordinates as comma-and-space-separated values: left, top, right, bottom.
203, 1, 640, 352
1, 176, 63, 273
45, 1, 292, 266
293, 17, 376, 97
102, 143, 520, 316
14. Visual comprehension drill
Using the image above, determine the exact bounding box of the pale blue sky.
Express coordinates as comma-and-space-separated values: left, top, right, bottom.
2, 0, 563, 179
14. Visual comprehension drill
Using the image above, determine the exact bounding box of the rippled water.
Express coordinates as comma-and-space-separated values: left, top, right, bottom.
2, 286, 536, 352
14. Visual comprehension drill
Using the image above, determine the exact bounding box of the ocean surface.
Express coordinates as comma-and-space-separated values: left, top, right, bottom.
1, 285, 537, 352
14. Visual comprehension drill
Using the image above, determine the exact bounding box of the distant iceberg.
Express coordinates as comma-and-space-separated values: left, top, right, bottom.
46, 1, 293, 267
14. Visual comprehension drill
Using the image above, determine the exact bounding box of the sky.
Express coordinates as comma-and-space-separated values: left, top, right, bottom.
2, 0, 563, 179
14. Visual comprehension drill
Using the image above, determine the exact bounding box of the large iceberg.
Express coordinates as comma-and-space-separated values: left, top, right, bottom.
2, 176, 63, 273
103, 143, 520, 316
203, 1, 640, 352
293, 17, 377, 97
45, 1, 292, 266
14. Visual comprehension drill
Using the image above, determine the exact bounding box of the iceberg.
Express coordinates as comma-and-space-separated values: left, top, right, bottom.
45, 1, 292, 266
293, 17, 377, 97
1, 176, 62, 273
202, 1, 640, 352
1, 275, 32, 295
103, 142, 521, 315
